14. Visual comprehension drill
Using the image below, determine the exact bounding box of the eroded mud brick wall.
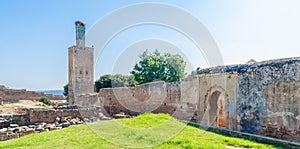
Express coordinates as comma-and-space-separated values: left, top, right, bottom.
98, 81, 178, 116
98, 79, 199, 120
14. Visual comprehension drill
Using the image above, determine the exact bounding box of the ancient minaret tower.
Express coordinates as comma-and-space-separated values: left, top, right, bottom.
68, 21, 94, 105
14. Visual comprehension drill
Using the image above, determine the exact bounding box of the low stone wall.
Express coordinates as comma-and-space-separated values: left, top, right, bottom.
27, 108, 81, 124
0, 85, 65, 104
26, 107, 107, 124
0, 107, 107, 126
0, 107, 110, 141
0, 114, 30, 128
0, 115, 85, 141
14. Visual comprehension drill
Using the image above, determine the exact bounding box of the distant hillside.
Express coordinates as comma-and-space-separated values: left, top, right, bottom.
37, 90, 64, 96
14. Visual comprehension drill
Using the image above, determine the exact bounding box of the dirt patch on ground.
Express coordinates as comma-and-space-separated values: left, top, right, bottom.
0, 100, 49, 114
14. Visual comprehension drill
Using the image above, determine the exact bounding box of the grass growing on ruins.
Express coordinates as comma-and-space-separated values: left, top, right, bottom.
0, 113, 285, 149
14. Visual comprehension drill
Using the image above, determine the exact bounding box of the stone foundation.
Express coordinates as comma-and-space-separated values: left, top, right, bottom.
0, 106, 110, 141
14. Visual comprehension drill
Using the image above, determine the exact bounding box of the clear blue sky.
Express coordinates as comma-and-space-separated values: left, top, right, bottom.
1, 0, 300, 90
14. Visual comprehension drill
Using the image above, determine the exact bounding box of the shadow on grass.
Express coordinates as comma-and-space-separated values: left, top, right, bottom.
184, 121, 295, 149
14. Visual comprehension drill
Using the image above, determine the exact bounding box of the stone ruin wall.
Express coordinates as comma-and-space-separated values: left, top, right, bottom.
0, 86, 65, 104
0, 107, 105, 127
94, 57, 300, 142
97, 78, 199, 121
198, 57, 300, 142
0, 107, 109, 141
236, 58, 300, 141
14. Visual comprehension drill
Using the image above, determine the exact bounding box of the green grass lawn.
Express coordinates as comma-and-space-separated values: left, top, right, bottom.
0, 113, 285, 149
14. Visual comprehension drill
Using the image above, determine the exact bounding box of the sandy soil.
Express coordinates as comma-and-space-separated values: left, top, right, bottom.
0, 100, 47, 114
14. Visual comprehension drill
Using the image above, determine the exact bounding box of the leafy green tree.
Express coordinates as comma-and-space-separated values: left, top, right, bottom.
94, 74, 137, 92
190, 67, 201, 76
95, 74, 112, 91
63, 84, 68, 97
131, 49, 186, 85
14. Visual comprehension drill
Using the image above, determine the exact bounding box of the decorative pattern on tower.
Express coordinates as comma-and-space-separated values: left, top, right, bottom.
68, 21, 94, 105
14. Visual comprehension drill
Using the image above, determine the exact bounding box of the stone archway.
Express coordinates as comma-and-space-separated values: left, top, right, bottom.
205, 86, 227, 128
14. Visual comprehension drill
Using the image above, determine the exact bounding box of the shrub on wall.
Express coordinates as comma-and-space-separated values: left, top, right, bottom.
39, 97, 52, 106
94, 74, 137, 92
63, 84, 68, 97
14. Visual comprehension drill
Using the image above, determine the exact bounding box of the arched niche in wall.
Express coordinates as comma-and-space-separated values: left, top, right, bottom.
204, 86, 227, 128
